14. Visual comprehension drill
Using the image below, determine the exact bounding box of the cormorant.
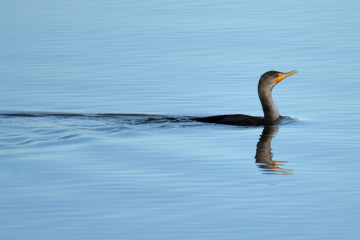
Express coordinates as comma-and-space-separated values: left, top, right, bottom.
193, 70, 297, 126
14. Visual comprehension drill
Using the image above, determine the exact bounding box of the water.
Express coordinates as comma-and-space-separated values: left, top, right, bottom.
1, 0, 360, 239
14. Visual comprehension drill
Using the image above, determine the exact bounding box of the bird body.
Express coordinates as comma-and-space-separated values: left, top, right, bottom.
192, 114, 267, 126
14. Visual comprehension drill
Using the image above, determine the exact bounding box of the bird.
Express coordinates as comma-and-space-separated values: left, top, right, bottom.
192, 70, 297, 126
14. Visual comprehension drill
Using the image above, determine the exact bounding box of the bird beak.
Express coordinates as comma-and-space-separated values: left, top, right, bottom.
274, 70, 297, 84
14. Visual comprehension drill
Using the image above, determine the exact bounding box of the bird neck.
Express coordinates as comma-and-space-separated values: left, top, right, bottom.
258, 87, 279, 121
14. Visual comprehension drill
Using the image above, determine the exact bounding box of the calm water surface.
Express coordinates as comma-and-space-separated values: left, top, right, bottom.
1, 0, 360, 239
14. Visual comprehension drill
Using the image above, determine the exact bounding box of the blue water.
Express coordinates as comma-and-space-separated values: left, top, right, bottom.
1, 1, 360, 239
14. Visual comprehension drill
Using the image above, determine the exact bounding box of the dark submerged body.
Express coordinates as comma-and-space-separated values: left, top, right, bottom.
192, 114, 268, 126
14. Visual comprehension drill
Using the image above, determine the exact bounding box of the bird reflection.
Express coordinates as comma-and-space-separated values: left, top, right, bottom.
255, 124, 293, 175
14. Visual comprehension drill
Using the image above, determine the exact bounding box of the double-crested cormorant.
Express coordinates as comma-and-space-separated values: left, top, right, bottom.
193, 70, 297, 126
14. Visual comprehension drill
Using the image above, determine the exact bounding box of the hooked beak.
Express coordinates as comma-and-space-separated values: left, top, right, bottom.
274, 70, 297, 84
